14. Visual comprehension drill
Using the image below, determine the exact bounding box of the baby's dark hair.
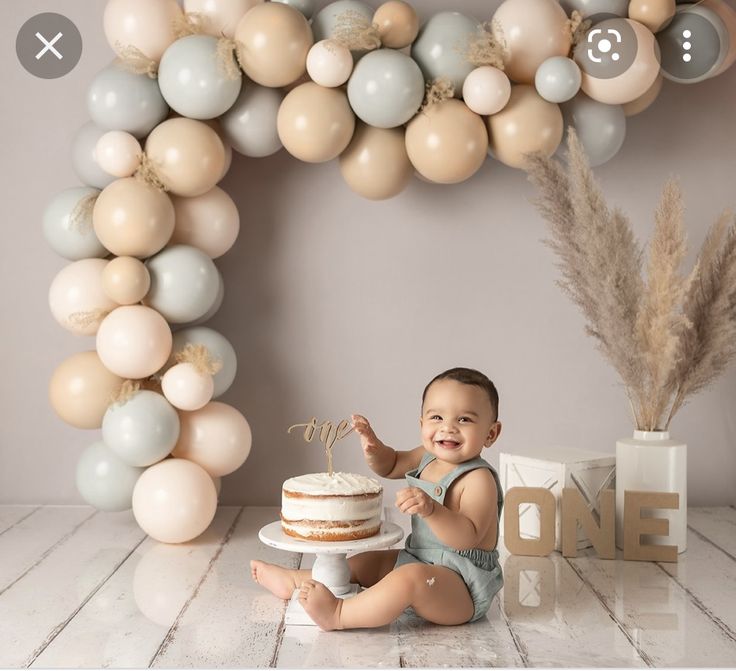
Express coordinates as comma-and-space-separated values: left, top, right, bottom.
421, 367, 499, 421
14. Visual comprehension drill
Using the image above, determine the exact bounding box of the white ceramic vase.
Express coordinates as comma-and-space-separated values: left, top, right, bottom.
615, 430, 687, 553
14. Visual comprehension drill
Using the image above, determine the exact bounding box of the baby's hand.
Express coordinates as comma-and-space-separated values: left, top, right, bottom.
352, 414, 385, 459
396, 486, 436, 519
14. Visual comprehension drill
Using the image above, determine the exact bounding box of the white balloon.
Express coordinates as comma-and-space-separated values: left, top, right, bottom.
162, 362, 215, 411
462, 66, 512, 115
306, 39, 354, 87
95, 131, 142, 177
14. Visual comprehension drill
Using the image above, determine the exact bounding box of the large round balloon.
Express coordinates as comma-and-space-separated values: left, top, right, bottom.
622, 72, 664, 115
96, 305, 173, 379
339, 123, 413, 200
183, 0, 263, 38
49, 259, 118, 336
71, 122, 116, 190
487, 85, 564, 169
172, 402, 252, 477
405, 99, 488, 184
86, 61, 169, 139
76, 441, 145, 511
347, 49, 424, 128
102, 256, 151, 305
49, 351, 124, 429
169, 327, 237, 398
574, 18, 661, 104
132, 458, 217, 543
145, 118, 226, 197
93, 177, 175, 258
277, 82, 355, 162
492, 0, 572, 85
628, 0, 676, 33
560, 93, 626, 165
374, 0, 420, 49
158, 35, 242, 119
102, 390, 180, 467
411, 11, 480, 95
219, 83, 285, 157
170, 187, 240, 259
103, 0, 182, 62
143, 245, 221, 323
235, 2, 313, 87
43, 187, 107, 261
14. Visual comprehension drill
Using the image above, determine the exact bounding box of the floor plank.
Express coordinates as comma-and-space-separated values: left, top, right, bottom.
30, 507, 241, 669
0, 508, 146, 668
0, 505, 40, 534
152, 507, 301, 669
687, 507, 736, 558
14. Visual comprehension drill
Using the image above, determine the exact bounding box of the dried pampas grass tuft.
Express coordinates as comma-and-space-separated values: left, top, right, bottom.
525, 127, 736, 431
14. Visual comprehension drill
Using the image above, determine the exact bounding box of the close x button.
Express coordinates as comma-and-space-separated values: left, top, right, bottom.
16, 12, 83, 79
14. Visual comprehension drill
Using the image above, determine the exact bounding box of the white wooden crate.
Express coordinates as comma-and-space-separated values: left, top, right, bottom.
499, 446, 615, 550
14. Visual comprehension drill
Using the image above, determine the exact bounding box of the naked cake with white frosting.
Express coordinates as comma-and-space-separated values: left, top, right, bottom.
281, 472, 383, 541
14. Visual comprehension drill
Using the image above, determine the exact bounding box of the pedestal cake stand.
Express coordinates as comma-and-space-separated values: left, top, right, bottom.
258, 520, 404, 625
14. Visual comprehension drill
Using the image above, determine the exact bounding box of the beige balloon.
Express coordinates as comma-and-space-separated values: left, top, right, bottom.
132, 458, 217, 543
374, 1, 420, 49
492, 0, 571, 84
49, 351, 124, 429
145, 118, 226, 197
627, 0, 675, 33
702, 0, 736, 76
102, 256, 151, 304
235, 2, 313, 87
277, 82, 356, 163
183, 0, 263, 38
405, 99, 488, 184
93, 178, 175, 258
172, 402, 252, 477
622, 72, 664, 116
339, 123, 413, 200
487, 85, 563, 169
103, 0, 182, 62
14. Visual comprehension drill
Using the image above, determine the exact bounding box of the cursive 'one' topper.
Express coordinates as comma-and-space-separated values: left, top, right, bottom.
287, 417, 354, 477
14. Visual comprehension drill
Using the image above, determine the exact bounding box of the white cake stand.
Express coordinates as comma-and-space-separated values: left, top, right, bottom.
258, 520, 404, 625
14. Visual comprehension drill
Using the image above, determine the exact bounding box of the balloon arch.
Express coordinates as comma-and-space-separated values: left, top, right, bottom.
46, 0, 736, 543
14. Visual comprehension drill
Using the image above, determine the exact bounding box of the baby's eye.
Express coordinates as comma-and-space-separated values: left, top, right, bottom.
430, 415, 442, 420
459, 417, 473, 423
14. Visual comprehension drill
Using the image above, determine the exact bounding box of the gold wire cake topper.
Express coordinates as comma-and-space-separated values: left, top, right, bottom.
288, 416, 354, 476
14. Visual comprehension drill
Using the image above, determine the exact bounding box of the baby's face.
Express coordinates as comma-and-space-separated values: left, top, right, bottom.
420, 379, 500, 465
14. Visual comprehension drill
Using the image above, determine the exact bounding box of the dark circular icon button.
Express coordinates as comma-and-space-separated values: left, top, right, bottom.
16, 12, 83, 79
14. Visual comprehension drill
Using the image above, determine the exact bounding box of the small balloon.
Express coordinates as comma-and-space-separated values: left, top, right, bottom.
628, 0, 676, 33
169, 327, 237, 398
95, 131, 142, 178
462, 66, 512, 115
535, 56, 582, 103
162, 363, 215, 411
307, 40, 354, 87
373, 1, 420, 49
102, 256, 151, 305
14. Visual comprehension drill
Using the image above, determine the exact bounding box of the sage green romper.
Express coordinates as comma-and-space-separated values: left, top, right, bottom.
394, 452, 504, 623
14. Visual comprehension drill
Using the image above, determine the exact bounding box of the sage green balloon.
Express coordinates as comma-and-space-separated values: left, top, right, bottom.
43, 187, 108, 260
102, 390, 180, 467
76, 441, 145, 512
411, 12, 480, 96
71, 122, 116, 190
272, 0, 316, 19
311, 0, 373, 57
535, 56, 582, 103
169, 326, 237, 398
220, 82, 284, 157
347, 49, 425, 128
561, 93, 626, 166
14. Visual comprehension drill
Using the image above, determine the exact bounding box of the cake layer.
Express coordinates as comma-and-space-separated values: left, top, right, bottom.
281, 516, 382, 541
282, 472, 382, 496
281, 494, 381, 522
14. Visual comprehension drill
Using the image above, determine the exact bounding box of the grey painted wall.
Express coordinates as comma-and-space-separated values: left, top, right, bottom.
1, 0, 734, 507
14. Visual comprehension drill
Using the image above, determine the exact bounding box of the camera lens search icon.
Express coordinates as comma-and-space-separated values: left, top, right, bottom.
574, 18, 639, 79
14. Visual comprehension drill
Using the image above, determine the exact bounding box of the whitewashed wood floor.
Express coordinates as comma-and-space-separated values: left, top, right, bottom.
1, 504, 735, 669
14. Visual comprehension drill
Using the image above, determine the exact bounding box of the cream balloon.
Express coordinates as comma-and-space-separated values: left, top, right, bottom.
93, 178, 175, 258
170, 187, 240, 259
102, 256, 151, 305
172, 402, 252, 477
487, 85, 563, 169
306, 40, 353, 87
145, 118, 226, 197
235, 2, 313, 87
49, 351, 124, 429
95, 131, 142, 178
462, 66, 512, 115
405, 99, 488, 184
132, 458, 217, 543
183, 0, 264, 38
491, 0, 572, 84
339, 123, 413, 200
622, 72, 664, 116
628, 0, 676, 32
49, 259, 118, 336
277, 82, 355, 163
161, 362, 215, 411
103, 0, 182, 62
373, 1, 420, 49
96, 305, 172, 379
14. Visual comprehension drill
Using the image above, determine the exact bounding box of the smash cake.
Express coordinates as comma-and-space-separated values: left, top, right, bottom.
281, 472, 383, 541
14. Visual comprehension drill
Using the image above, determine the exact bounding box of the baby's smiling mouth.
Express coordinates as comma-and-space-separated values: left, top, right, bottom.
436, 439, 461, 449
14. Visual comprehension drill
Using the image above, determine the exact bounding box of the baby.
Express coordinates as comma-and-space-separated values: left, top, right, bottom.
250, 367, 504, 631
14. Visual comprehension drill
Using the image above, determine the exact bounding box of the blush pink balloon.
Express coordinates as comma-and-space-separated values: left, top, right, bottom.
96, 305, 173, 379
172, 401, 252, 477
95, 131, 142, 178
161, 363, 214, 411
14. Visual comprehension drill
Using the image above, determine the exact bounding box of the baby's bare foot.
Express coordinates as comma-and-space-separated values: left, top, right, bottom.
250, 560, 299, 600
298, 579, 343, 631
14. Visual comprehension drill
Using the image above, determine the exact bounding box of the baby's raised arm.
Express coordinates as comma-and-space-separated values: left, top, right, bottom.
352, 414, 424, 479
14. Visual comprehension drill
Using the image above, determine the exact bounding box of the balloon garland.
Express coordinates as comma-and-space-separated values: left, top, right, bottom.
46, 0, 736, 543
